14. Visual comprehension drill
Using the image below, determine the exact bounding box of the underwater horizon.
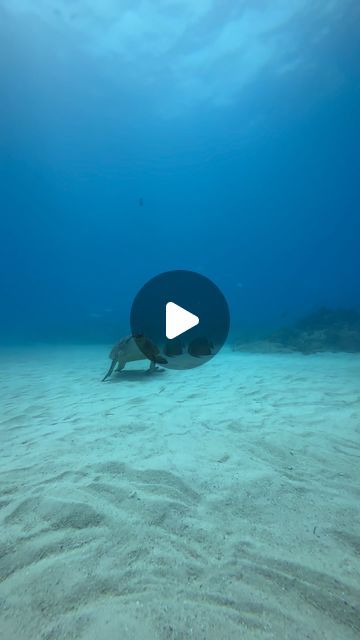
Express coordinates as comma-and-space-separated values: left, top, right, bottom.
1, 0, 359, 345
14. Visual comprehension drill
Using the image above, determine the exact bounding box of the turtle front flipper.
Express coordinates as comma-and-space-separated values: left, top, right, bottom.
102, 359, 116, 382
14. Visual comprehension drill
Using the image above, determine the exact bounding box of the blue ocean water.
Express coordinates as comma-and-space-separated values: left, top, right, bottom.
0, 1, 359, 345
1, 6, 360, 640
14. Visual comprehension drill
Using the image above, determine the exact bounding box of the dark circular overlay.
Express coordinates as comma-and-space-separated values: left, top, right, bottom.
130, 270, 230, 370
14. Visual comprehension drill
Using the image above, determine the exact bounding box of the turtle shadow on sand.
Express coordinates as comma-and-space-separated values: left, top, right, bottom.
106, 367, 166, 382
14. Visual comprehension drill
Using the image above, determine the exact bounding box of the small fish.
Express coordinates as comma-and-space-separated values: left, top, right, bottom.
164, 338, 184, 357
139, 197, 144, 207
188, 337, 214, 357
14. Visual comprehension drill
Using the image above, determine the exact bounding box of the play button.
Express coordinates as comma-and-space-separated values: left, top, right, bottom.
130, 270, 230, 370
166, 302, 199, 339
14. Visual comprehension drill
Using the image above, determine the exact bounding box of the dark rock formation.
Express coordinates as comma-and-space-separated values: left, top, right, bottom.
233, 307, 360, 354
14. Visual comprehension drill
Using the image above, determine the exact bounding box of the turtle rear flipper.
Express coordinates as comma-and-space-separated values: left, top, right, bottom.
148, 361, 166, 373
154, 355, 167, 365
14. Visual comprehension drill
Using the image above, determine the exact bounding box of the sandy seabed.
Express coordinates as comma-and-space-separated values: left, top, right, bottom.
0, 345, 359, 640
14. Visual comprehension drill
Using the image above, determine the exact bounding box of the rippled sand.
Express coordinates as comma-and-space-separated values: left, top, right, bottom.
0, 345, 359, 639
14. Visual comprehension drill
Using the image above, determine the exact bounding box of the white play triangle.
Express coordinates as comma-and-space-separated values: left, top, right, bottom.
166, 302, 199, 340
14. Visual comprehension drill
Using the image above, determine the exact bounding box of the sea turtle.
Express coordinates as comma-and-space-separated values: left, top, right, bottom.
102, 334, 167, 381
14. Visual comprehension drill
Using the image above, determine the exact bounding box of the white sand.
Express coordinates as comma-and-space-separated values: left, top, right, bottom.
0, 345, 359, 640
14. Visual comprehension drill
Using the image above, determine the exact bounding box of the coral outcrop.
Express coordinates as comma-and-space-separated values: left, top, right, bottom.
233, 307, 360, 354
